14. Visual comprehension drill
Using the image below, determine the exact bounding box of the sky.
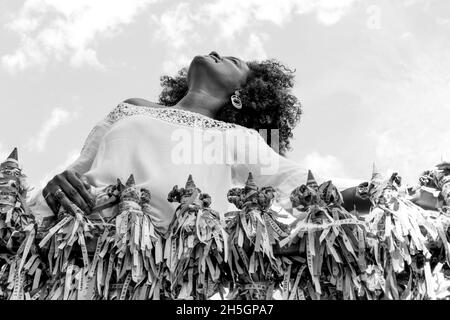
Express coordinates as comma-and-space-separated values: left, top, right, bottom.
0, 0, 449, 194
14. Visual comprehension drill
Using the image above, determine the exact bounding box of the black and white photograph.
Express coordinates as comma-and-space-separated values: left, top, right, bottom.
0, 0, 450, 311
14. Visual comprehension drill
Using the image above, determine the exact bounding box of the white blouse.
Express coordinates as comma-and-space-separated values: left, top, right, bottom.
30, 102, 360, 233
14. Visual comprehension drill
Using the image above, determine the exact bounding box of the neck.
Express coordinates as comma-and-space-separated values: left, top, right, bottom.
174, 89, 225, 119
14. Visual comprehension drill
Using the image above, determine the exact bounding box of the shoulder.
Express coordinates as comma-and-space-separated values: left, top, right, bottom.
105, 99, 164, 124
122, 98, 161, 108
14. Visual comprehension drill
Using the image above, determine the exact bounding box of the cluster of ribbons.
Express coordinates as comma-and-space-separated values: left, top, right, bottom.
279, 172, 368, 300
36, 175, 165, 300
0, 149, 44, 300
414, 162, 450, 212
164, 175, 228, 299
225, 173, 290, 299
1, 148, 450, 300
362, 166, 450, 299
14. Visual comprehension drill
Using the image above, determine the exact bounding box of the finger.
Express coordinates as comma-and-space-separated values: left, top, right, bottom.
43, 189, 59, 216
53, 189, 77, 215
437, 163, 450, 170
55, 175, 90, 214
75, 172, 92, 191
66, 171, 95, 208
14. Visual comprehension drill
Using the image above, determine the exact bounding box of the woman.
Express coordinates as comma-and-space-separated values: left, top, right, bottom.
30, 51, 367, 233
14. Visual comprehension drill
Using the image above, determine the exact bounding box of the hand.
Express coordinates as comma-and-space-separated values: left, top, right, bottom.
43, 169, 95, 216
341, 186, 371, 214
436, 162, 450, 170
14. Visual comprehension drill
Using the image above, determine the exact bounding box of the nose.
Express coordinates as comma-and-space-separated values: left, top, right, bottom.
209, 51, 221, 59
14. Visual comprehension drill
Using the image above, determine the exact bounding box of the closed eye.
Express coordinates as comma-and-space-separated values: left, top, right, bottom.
228, 57, 239, 66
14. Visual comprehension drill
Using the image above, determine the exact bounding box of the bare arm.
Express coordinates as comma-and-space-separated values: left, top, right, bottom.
232, 129, 368, 213
35, 103, 119, 216
341, 186, 372, 213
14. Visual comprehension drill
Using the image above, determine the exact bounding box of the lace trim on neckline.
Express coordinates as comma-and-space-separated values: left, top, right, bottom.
106, 102, 243, 130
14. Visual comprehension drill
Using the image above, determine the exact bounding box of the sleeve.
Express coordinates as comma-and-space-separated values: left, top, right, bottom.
66, 117, 113, 174
29, 112, 114, 225
230, 128, 363, 211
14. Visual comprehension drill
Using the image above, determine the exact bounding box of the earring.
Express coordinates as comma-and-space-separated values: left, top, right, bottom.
231, 90, 242, 109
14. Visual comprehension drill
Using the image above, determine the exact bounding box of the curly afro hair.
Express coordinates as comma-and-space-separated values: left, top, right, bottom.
158, 59, 302, 155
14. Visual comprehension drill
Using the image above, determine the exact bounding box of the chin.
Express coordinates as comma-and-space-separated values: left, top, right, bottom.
191, 55, 210, 65
189, 55, 217, 75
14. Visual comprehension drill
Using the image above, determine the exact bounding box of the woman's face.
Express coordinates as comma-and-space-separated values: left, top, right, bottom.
187, 51, 251, 98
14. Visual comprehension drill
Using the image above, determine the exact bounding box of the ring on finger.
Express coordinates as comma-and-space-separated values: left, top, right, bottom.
54, 188, 66, 201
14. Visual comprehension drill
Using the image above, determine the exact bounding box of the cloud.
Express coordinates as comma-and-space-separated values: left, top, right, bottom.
302, 151, 347, 179
437, 17, 450, 26
241, 33, 268, 61
369, 39, 450, 184
26, 108, 76, 152
301, 151, 363, 189
151, 2, 198, 50
2, 0, 159, 73
373, 127, 450, 184
312, 0, 360, 25
151, 0, 360, 73
152, 0, 360, 42
1, 0, 360, 73
161, 53, 191, 76
199, 0, 360, 37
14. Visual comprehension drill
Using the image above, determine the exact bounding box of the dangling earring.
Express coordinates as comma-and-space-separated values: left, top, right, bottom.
231, 90, 242, 109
